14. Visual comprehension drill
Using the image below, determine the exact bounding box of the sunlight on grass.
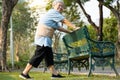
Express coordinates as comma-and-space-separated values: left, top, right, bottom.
0, 71, 120, 80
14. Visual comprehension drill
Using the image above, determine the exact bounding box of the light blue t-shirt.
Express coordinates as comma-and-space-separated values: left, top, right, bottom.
34, 9, 65, 47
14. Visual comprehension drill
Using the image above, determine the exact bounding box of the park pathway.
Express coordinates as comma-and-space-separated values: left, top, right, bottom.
31, 66, 120, 76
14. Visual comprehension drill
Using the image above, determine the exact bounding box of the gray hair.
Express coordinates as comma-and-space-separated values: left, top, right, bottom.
52, 0, 65, 7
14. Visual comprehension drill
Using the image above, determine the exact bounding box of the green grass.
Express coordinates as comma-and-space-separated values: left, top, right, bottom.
0, 71, 120, 80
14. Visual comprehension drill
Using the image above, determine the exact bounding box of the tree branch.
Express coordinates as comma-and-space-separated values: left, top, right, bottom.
76, 0, 99, 31
98, 0, 119, 19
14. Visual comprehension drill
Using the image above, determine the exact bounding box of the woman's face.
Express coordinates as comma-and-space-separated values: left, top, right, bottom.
53, 2, 64, 12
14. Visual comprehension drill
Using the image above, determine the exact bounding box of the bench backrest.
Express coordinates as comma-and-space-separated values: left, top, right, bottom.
62, 26, 90, 57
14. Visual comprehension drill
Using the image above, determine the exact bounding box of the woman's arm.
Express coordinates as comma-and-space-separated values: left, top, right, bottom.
57, 27, 71, 33
58, 18, 79, 33
61, 19, 78, 29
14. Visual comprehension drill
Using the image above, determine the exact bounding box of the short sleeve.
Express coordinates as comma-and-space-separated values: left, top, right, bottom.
39, 9, 65, 29
47, 9, 65, 22
52, 11, 65, 22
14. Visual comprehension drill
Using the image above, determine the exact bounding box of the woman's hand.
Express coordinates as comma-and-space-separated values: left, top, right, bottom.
73, 27, 80, 30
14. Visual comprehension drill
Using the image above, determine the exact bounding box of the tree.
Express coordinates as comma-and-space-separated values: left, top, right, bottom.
10, 1, 35, 63
98, 0, 120, 60
103, 14, 117, 42
0, 0, 18, 71
76, 0, 105, 41
76, 0, 120, 60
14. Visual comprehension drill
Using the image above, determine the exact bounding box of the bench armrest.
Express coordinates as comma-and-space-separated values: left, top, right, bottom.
89, 39, 116, 57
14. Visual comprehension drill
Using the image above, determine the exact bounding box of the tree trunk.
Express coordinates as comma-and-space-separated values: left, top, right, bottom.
116, 1, 120, 60
0, 0, 18, 71
0, 26, 3, 71
116, 19, 120, 61
98, 1, 103, 41
1, 3, 12, 71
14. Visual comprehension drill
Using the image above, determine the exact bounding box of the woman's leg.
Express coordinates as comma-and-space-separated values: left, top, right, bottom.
22, 45, 45, 75
48, 65, 58, 75
44, 47, 59, 75
22, 63, 33, 75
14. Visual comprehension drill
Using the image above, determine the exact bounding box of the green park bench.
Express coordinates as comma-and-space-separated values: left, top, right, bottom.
62, 25, 119, 76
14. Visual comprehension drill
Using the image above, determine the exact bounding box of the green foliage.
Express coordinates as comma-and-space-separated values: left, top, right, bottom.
7, 1, 35, 66
103, 16, 117, 42
8, 61, 28, 69
87, 15, 117, 42
79, 0, 90, 4
103, 0, 115, 5
7, 51, 31, 69
87, 25, 97, 40
63, 0, 72, 6
62, 1, 85, 29
12, 2, 35, 38
87, 16, 117, 42
13, 3, 35, 42
0, 9, 1, 21
45, 0, 53, 10
64, 3, 83, 24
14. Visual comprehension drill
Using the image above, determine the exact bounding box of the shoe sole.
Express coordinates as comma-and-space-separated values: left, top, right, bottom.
19, 75, 27, 79
19, 75, 34, 80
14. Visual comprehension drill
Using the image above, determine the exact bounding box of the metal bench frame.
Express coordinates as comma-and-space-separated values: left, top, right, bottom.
62, 26, 119, 76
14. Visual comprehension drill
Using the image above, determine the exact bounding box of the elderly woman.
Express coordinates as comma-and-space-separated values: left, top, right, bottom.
19, 0, 78, 79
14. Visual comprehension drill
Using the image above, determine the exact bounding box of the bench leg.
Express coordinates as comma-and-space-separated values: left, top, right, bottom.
88, 57, 92, 77
68, 59, 71, 75
111, 64, 119, 76
110, 58, 119, 76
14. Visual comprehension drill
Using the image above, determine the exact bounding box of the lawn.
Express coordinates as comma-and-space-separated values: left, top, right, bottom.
0, 71, 120, 80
